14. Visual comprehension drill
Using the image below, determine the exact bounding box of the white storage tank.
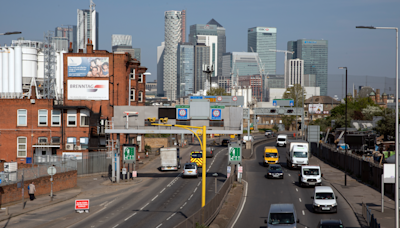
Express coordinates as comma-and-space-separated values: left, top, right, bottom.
243, 86, 248, 108
237, 86, 242, 96
8, 47, 15, 93
22, 47, 38, 79
2, 47, 9, 93
248, 86, 252, 104
37, 51, 44, 79
231, 86, 236, 96
14, 46, 22, 94
58, 51, 67, 95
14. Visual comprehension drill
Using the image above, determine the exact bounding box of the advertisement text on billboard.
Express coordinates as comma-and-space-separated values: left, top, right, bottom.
68, 57, 109, 77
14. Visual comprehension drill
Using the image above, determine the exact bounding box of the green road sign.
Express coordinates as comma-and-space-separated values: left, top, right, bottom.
176, 105, 190, 108
123, 146, 136, 163
210, 105, 225, 109
229, 146, 241, 162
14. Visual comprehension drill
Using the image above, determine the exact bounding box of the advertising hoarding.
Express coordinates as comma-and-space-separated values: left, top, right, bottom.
67, 80, 109, 100
62, 152, 83, 160
68, 57, 109, 77
308, 104, 324, 114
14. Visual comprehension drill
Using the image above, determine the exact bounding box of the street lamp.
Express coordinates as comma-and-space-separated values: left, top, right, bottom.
0, 31, 21, 36
356, 25, 398, 228
338, 67, 348, 187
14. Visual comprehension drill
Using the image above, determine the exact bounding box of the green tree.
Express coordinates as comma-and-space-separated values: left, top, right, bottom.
330, 97, 377, 120
374, 108, 395, 140
361, 105, 383, 120
281, 115, 295, 130
207, 87, 229, 96
282, 84, 306, 107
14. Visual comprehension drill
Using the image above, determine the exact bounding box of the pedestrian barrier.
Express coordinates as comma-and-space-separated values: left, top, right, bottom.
362, 203, 381, 228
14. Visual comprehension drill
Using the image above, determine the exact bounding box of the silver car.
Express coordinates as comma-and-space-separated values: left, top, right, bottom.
182, 163, 198, 178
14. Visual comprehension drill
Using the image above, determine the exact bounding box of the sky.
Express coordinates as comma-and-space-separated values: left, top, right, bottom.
0, 0, 399, 97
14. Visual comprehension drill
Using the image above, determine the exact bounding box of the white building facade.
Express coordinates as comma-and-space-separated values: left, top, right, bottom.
196, 35, 218, 77
286, 58, 304, 87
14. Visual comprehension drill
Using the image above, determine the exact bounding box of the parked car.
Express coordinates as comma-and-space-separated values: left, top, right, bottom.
221, 139, 230, 146
316, 219, 344, 228
206, 146, 214, 158
265, 130, 273, 137
182, 163, 198, 178
311, 186, 338, 213
266, 164, 284, 179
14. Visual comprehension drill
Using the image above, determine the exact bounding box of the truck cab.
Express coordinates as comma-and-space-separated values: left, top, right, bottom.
286, 141, 309, 169
298, 165, 322, 186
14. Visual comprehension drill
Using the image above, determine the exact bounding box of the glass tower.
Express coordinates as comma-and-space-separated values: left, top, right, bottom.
287, 39, 328, 96
207, 19, 226, 78
177, 43, 194, 97
194, 44, 210, 92
247, 27, 277, 75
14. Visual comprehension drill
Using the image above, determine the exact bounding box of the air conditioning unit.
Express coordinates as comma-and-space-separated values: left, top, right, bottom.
65, 143, 74, 150
75, 145, 82, 150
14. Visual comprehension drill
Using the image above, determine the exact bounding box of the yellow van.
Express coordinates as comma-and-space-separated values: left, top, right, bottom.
263, 146, 279, 167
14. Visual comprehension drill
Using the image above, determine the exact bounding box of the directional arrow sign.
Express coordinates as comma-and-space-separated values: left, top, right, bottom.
228, 143, 242, 165
123, 146, 136, 163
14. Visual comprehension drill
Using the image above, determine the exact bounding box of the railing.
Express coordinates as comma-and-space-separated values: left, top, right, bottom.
362, 203, 381, 228
174, 175, 234, 228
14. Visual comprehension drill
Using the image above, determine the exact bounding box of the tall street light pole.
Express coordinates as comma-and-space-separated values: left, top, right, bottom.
338, 67, 348, 186
356, 25, 398, 228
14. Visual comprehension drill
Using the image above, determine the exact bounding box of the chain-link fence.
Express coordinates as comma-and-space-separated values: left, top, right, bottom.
174, 175, 234, 228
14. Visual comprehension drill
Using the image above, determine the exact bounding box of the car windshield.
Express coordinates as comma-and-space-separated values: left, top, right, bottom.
303, 168, 319, 175
293, 151, 307, 158
315, 192, 334, 199
269, 166, 282, 171
191, 153, 202, 158
269, 213, 295, 225
185, 164, 196, 169
320, 224, 343, 228
278, 138, 286, 141
265, 153, 278, 158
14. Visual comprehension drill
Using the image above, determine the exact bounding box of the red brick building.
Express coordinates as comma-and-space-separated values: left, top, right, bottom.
0, 42, 147, 163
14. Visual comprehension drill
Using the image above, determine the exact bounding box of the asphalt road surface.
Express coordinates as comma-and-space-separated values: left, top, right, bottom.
233, 139, 361, 228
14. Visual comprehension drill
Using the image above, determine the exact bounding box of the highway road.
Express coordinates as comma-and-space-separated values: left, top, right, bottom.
233, 139, 361, 228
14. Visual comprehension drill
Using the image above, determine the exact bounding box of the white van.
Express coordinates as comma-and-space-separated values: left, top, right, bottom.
299, 165, 322, 186
243, 135, 254, 144
311, 186, 338, 213
276, 135, 287, 147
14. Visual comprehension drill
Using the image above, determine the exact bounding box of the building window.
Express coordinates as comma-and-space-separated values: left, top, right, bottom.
80, 110, 90, 127
38, 109, 48, 126
51, 137, 60, 144
138, 92, 143, 102
17, 137, 27, 157
130, 89, 135, 101
51, 110, 61, 126
17, 109, 27, 126
80, 137, 89, 149
67, 137, 77, 145
38, 137, 48, 144
130, 68, 135, 79
67, 110, 77, 127
138, 73, 143, 83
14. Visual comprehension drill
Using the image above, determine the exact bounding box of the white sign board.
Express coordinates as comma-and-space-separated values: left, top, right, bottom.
62, 152, 83, 160
384, 164, 395, 183
238, 166, 243, 173
67, 80, 109, 100
122, 168, 127, 175
47, 167, 57, 176
308, 104, 324, 114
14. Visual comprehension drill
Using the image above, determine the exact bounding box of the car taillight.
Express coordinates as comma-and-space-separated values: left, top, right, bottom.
195, 170, 197, 173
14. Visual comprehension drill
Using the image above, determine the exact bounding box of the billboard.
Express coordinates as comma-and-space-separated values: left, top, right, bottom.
68, 80, 109, 100
68, 57, 109, 77
62, 152, 83, 160
308, 104, 324, 114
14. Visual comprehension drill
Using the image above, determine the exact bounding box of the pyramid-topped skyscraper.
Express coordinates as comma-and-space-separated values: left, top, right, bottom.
206, 19, 226, 78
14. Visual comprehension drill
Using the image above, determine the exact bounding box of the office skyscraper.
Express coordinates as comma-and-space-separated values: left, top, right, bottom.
164, 10, 182, 100
196, 35, 218, 77
207, 19, 226, 78
177, 43, 194, 97
157, 42, 165, 97
247, 27, 277, 75
77, 0, 99, 51
111, 35, 141, 61
55, 25, 77, 52
194, 44, 210, 92
287, 39, 328, 95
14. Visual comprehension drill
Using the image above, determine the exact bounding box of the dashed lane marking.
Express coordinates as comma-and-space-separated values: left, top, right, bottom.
296, 188, 298, 192
194, 187, 198, 193
151, 195, 159, 201
188, 194, 193, 200
156, 224, 162, 228
160, 188, 166, 193
299, 198, 302, 202
140, 203, 149, 211
124, 212, 137, 221
302, 210, 305, 215
197, 182, 201, 187
166, 213, 176, 220
112, 225, 119, 228
288, 174, 291, 176
180, 202, 187, 209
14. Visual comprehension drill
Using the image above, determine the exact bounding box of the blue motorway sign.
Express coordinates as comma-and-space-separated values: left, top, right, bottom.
290, 100, 294, 107
272, 100, 277, 106
190, 96, 203, 99
204, 96, 216, 99
211, 109, 222, 120
177, 108, 189, 120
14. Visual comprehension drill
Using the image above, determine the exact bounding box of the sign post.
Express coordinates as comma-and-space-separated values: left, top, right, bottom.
75, 199, 90, 213
47, 166, 57, 201
123, 144, 136, 180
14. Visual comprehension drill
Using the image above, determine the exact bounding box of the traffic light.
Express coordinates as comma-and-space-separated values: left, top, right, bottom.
160, 117, 168, 123
147, 117, 156, 122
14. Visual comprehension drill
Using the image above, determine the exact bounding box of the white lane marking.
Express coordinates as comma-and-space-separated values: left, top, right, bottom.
180, 202, 187, 209
140, 203, 149, 210
296, 188, 298, 192
207, 168, 210, 172
194, 187, 198, 193
299, 198, 302, 202
100, 201, 108, 206
156, 224, 162, 228
188, 194, 193, 200
160, 188, 166, 193
230, 180, 248, 228
166, 213, 176, 220
112, 225, 119, 228
288, 174, 291, 176
124, 212, 137, 221
151, 195, 159, 201
197, 182, 201, 187
302, 210, 305, 215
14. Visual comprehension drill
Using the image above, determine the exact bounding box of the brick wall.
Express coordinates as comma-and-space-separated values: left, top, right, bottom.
0, 170, 77, 206
144, 138, 169, 149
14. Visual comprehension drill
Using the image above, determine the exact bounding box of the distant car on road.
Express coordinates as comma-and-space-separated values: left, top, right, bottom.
266, 164, 284, 179
276, 135, 287, 147
221, 139, 230, 146
265, 130, 273, 137
242, 135, 254, 144
317, 219, 343, 228
206, 146, 214, 158
182, 163, 198, 178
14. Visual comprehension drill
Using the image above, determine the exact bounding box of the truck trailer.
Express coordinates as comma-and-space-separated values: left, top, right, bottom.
160, 147, 181, 171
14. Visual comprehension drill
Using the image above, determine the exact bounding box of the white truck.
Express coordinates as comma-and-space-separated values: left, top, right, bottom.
160, 147, 181, 171
286, 140, 309, 169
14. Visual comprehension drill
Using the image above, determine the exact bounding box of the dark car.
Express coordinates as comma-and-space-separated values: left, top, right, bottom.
266, 164, 284, 179
206, 146, 214, 158
221, 139, 230, 146
317, 219, 343, 228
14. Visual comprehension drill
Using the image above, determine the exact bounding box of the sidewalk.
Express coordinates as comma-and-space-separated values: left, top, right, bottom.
313, 155, 395, 228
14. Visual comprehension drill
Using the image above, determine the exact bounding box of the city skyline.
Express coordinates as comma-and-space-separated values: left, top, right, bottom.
0, 0, 398, 97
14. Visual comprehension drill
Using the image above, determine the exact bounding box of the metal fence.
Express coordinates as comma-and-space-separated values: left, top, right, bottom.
34, 152, 112, 176
174, 175, 234, 228
362, 203, 381, 228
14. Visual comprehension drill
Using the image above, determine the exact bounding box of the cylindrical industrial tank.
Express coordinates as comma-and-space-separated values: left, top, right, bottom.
0, 48, 3, 93
37, 51, 44, 79
243, 86, 248, 108
231, 86, 236, 96
59, 51, 67, 95
22, 47, 38, 79
9, 47, 15, 93
237, 86, 242, 96
14, 46, 22, 94
2, 47, 9, 93
248, 86, 252, 104
55, 52, 61, 95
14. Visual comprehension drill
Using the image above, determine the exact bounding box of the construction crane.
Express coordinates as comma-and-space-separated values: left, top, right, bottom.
268, 49, 294, 87
230, 55, 238, 94
250, 47, 268, 101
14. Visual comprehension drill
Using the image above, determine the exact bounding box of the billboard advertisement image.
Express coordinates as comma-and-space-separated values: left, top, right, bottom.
68, 80, 109, 100
68, 57, 109, 77
308, 104, 324, 114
